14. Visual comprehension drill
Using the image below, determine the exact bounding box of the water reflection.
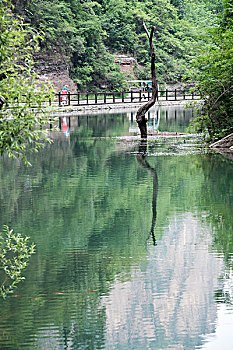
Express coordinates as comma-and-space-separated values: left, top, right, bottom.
136, 140, 158, 246
101, 214, 223, 350
128, 106, 193, 134
56, 105, 194, 137
60, 117, 70, 137
199, 269, 233, 350
0, 107, 232, 349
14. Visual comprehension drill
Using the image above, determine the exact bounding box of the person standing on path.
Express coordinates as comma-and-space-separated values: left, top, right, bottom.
61, 85, 69, 105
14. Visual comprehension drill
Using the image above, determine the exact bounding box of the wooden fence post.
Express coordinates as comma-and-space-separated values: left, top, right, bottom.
104, 91, 107, 104
175, 89, 177, 101
122, 90, 124, 103
95, 92, 98, 104
121, 90, 125, 102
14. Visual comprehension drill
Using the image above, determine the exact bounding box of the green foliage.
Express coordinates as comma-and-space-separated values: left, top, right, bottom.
0, 2, 57, 163
70, 1, 127, 90
12, 0, 126, 91
19, 0, 80, 55
188, 1, 233, 140
0, 225, 35, 298
220, 0, 233, 28
11, 0, 223, 89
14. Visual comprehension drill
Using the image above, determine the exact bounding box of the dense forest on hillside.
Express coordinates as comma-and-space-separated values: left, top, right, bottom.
12, 0, 223, 90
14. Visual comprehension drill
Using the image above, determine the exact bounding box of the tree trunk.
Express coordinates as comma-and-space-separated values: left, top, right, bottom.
136, 22, 158, 138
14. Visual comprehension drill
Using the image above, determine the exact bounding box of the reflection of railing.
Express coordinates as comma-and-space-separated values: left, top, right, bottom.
57, 89, 200, 107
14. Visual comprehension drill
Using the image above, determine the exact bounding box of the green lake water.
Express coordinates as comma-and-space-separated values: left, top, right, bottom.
0, 106, 232, 350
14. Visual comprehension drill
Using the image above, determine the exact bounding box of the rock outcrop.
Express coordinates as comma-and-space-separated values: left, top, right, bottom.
33, 52, 77, 93
209, 133, 233, 149
114, 55, 136, 75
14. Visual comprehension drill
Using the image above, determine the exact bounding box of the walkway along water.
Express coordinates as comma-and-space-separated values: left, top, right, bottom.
10, 89, 200, 109
57, 89, 200, 107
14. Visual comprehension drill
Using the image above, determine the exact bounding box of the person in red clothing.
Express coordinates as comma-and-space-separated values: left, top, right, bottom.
61, 85, 69, 105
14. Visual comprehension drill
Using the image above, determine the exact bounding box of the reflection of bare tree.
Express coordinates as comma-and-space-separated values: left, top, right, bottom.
136, 140, 158, 245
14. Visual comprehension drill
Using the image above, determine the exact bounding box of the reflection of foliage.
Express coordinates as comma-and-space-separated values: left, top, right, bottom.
215, 284, 233, 306
0, 226, 35, 298
200, 154, 233, 267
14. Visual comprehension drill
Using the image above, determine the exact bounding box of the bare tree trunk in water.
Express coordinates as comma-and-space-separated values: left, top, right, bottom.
136, 141, 158, 245
136, 22, 158, 138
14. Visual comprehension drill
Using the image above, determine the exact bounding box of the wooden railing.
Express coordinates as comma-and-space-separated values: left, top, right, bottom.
57, 89, 200, 107
8, 89, 201, 109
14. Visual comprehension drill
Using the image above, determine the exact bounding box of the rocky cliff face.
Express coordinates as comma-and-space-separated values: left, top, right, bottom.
114, 54, 136, 75
33, 52, 77, 93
